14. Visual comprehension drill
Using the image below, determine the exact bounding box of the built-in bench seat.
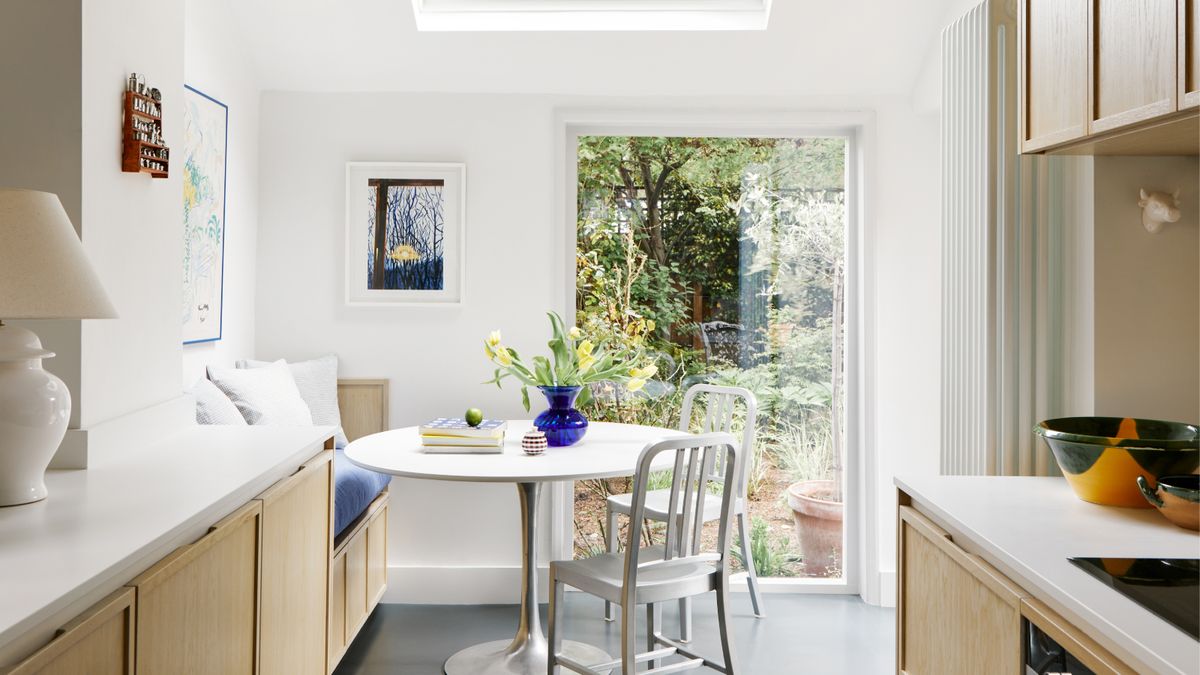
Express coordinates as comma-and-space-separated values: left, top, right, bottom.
333, 448, 391, 539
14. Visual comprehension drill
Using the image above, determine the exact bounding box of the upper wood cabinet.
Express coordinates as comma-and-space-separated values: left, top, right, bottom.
1182, 0, 1200, 108
132, 501, 262, 675
4, 589, 135, 675
258, 452, 333, 675
1021, 0, 1199, 153
1091, 0, 1179, 132
1021, 0, 1090, 151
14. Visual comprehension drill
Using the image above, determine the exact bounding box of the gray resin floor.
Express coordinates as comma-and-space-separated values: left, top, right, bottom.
334, 593, 894, 674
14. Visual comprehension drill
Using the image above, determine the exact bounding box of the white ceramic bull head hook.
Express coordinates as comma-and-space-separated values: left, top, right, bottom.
1138, 188, 1181, 234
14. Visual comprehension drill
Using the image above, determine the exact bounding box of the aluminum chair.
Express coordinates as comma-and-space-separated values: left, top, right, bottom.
548, 432, 742, 675
604, 385, 763, 640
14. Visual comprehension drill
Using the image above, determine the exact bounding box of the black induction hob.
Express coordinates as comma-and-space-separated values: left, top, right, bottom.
1069, 557, 1199, 641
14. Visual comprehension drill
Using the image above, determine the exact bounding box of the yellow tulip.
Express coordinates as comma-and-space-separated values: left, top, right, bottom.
494, 346, 513, 367
646, 320, 656, 332
578, 354, 596, 372
626, 378, 647, 392
484, 344, 494, 359
568, 326, 583, 340
486, 330, 502, 348
576, 340, 594, 358
629, 365, 658, 380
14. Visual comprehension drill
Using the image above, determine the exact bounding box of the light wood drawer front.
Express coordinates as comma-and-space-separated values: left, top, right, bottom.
898, 506, 1024, 675
259, 452, 332, 675
345, 533, 368, 638
1021, 598, 1136, 675
366, 504, 387, 607
1092, 0, 1179, 132
1022, 0, 1090, 150
5, 588, 135, 675
132, 501, 262, 675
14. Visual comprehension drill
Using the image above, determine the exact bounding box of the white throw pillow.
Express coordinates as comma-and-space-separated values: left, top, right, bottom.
237, 354, 348, 448
190, 378, 247, 426
207, 359, 314, 426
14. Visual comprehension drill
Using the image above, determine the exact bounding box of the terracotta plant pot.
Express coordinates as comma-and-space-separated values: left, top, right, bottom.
787, 480, 844, 577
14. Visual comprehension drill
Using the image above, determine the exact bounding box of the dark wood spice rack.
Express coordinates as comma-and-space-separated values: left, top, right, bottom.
122, 90, 169, 178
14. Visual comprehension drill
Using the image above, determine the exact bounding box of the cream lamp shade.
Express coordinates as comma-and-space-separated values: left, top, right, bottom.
0, 189, 117, 319
0, 188, 116, 506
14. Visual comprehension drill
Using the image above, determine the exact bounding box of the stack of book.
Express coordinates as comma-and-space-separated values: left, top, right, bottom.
419, 418, 507, 454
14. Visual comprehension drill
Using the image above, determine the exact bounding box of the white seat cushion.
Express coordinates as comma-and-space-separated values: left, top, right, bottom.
551, 545, 718, 606
607, 489, 738, 522
207, 359, 314, 426
238, 354, 347, 447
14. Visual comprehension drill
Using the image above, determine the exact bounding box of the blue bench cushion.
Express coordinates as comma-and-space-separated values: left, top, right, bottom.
334, 449, 391, 538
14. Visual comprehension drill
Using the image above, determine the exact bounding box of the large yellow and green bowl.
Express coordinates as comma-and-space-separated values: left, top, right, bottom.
1035, 417, 1199, 508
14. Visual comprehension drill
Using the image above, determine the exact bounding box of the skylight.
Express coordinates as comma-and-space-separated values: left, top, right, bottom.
410, 0, 773, 31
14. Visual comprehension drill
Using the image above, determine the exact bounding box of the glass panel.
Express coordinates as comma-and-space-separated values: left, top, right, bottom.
573, 135, 848, 579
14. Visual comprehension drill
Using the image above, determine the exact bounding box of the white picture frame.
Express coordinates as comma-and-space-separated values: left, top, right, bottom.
344, 161, 466, 306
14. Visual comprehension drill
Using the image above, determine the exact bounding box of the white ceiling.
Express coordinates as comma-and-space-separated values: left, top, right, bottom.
228, 0, 960, 97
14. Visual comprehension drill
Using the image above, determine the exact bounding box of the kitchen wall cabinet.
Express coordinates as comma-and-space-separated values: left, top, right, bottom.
132, 501, 263, 675
258, 451, 333, 675
4, 589, 135, 675
1091, 0, 1178, 133
1182, 0, 1200, 108
1021, 0, 1090, 151
1021, 0, 1199, 154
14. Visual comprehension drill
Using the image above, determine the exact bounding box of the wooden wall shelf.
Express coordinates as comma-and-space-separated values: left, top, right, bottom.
122, 88, 169, 178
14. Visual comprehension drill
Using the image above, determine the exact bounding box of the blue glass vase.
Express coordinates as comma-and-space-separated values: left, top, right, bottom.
533, 385, 588, 447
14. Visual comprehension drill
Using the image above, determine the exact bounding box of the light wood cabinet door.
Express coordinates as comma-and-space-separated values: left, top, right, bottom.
897, 506, 1024, 674
1182, 0, 1200, 108
132, 501, 262, 675
1021, 0, 1091, 150
258, 452, 332, 675
1091, 0, 1178, 132
5, 589, 134, 675
328, 550, 348, 670
344, 531, 369, 639
366, 505, 387, 609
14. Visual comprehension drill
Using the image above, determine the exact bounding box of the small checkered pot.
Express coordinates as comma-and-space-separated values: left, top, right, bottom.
521, 430, 548, 455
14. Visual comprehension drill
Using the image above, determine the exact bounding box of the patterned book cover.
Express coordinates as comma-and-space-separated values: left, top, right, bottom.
418, 417, 507, 438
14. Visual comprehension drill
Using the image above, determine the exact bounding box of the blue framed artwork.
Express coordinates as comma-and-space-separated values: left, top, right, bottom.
181, 85, 229, 344
345, 162, 466, 306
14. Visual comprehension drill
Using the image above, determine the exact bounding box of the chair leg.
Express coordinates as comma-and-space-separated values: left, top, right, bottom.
678, 596, 692, 643
620, 601, 638, 675
736, 510, 766, 618
604, 505, 620, 621
548, 570, 564, 675
646, 602, 663, 670
714, 582, 740, 675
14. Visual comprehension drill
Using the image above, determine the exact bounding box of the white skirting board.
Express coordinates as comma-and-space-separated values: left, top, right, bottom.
383, 565, 892, 606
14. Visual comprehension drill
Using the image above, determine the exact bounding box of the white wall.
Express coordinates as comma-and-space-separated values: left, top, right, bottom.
256, 92, 942, 604
180, 0, 261, 386
1093, 157, 1199, 422
0, 0, 83, 427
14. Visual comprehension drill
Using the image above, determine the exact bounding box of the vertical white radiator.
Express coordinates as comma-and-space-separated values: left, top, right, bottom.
941, 0, 1065, 477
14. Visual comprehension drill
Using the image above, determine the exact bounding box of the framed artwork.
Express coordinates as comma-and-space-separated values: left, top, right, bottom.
181, 85, 229, 343
345, 162, 466, 306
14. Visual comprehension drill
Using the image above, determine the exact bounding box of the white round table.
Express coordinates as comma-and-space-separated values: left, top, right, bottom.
344, 420, 686, 675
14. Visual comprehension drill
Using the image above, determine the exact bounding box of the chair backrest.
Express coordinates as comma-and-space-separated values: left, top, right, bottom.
622, 432, 742, 589
679, 384, 758, 498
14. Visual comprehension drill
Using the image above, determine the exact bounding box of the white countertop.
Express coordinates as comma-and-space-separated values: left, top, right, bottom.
0, 424, 334, 665
896, 475, 1200, 675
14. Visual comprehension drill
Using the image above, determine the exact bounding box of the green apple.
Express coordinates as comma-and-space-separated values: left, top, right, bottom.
465, 408, 484, 427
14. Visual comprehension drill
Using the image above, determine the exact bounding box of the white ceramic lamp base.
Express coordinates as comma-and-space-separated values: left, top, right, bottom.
0, 325, 70, 506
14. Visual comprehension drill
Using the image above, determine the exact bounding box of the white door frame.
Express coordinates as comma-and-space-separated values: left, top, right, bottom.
551, 108, 880, 600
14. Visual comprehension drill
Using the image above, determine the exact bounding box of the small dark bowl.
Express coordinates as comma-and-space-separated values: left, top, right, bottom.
1138, 474, 1200, 531
1035, 417, 1199, 507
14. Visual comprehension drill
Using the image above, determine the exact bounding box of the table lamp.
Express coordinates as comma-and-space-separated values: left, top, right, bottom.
0, 189, 117, 506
